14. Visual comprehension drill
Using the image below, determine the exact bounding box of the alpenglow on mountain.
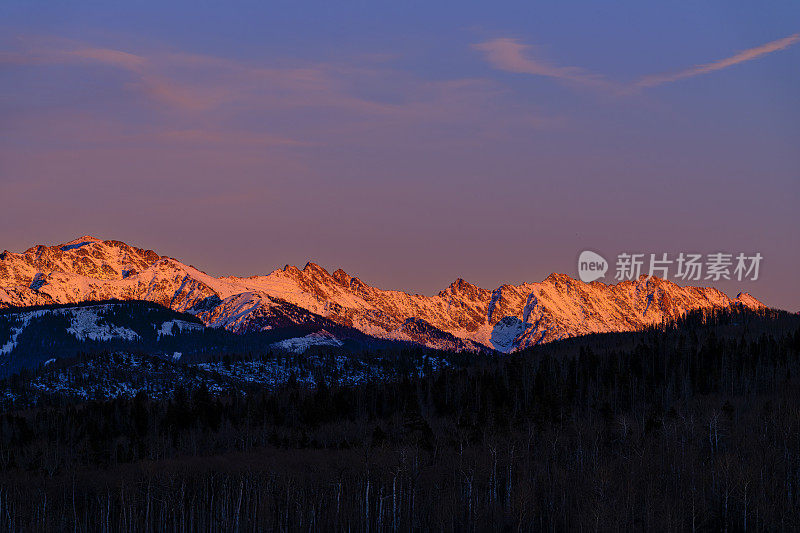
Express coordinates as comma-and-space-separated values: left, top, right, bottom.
0, 236, 765, 352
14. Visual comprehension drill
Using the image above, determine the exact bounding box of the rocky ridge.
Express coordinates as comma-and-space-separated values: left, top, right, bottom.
0, 236, 765, 352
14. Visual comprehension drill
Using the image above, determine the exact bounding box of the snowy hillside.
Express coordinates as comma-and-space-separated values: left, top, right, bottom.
0, 300, 413, 375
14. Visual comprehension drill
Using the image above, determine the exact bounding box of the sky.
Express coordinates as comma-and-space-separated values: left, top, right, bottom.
1, 1, 798, 310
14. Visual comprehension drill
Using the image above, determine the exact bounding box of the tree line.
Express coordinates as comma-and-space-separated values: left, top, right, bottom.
0, 307, 797, 530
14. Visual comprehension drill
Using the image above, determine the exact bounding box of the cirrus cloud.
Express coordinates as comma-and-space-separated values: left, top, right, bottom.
472, 38, 618, 92
635, 33, 800, 88
474, 33, 800, 93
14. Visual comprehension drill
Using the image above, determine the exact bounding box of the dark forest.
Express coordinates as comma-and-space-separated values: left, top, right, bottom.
0, 307, 798, 531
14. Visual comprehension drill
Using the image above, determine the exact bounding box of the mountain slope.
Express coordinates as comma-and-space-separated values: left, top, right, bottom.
0, 236, 765, 352
0, 300, 410, 375
0, 301, 203, 374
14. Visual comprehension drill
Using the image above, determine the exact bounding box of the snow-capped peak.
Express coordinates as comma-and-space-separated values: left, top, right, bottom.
0, 237, 769, 353
60, 235, 104, 248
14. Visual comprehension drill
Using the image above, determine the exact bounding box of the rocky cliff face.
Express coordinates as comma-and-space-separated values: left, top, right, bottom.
0, 236, 765, 352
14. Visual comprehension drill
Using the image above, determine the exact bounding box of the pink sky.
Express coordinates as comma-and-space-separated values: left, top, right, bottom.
1, 2, 798, 309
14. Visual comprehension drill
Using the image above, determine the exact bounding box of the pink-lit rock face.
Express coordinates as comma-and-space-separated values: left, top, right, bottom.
0, 237, 765, 352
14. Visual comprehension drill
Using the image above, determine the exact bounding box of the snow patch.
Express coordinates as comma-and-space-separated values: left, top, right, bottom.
158, 319, 203, 338
0, 310, 49, 356
66, 307, 140, 342
271, 330, 344, 353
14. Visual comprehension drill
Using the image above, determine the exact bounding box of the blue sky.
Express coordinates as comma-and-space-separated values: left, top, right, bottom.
1, 1, 798, 309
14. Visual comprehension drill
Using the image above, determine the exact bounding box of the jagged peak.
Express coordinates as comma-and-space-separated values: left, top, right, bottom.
439, 277, 473, 296
282, 264, 301, 275
65, 235, 103, 245
449, 278, 477, 290
302, 262, 330, 277
543, 272, 575, 284
280, 261, 336, 282
17, 236, 158, 256
437, 277, 487, 300
56, 236, 104, 252
22, 245, 43, 255
332, 268, 350, 284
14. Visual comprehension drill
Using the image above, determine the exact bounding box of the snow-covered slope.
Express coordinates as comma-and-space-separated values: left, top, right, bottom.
0, 303, 185, 356
271, 330, 344, 354
0, 237, 766, 352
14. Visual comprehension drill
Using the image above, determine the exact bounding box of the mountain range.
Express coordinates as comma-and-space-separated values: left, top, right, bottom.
0, 236, 765, 352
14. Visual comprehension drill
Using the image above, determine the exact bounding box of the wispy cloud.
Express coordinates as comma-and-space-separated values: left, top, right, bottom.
0, 43, 223, 111
0, 39, 404, 114
2, 35, 564, 157
474, 34, 800, 93
472, 38, 617, 92
634, 33, 800, 88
